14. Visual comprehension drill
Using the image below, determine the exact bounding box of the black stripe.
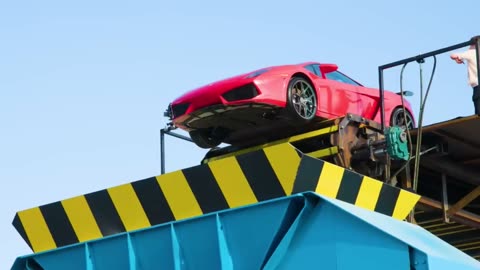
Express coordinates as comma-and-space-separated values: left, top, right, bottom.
40, 202, 79, 247
131, 177, 175, 225
292, 156, 323, 193
85, 190, 125, 236
12, 214, 33, 250
374, 184, 400, 216
236, 150, 286, 201
182, 165, 229, 213
336, 170, 362, 204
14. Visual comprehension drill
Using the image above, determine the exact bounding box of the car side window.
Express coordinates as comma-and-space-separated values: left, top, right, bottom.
325, 71, 360, 86
304, 64, 318, 76
313, 65, 321, 76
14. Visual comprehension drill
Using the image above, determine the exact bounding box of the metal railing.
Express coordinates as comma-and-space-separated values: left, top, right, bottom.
378, 36, 480, 132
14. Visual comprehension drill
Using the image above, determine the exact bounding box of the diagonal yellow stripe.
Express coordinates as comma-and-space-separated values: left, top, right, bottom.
263, 143, 301, 194
156, 171, 203, 220
305, 146, 338, 159
392, 189, 421, 220
286, 125, 338, 143
17, 208, 56, 252
61, 196, 102, 242
208, 157, 258, 208
315, 162, 344, 198
108, 183, 151, 231
203, 125, 338, 163
355, 176, 382, 211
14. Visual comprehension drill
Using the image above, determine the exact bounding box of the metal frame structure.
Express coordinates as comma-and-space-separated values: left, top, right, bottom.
404, 114, 480, 257
378, 36, 480, 132
377, 36, 480, 228
160, 39, 480, 255
160, 125, 192, 174
161, 113, 406, 183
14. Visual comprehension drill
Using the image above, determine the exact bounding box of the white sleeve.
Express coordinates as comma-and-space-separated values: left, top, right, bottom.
457, 50, 475, 61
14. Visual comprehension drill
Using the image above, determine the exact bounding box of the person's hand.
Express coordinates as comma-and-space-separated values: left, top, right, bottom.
450, 54, 464, 64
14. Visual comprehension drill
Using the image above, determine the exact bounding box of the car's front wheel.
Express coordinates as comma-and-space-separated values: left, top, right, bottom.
286, 77, 317, 122
189, 129, 223, 149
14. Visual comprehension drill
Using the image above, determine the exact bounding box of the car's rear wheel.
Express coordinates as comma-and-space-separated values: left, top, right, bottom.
189, 129, 223, 149
390, 107, 415, 129
286, 77, 317, 122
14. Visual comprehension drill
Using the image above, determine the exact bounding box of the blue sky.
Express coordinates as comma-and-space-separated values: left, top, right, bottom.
1, 0, 479, 267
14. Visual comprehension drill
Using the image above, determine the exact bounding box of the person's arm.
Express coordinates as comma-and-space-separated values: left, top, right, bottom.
451, 51, 467, 64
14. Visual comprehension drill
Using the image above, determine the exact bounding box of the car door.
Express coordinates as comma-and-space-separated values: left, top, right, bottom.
353, 84, 381, 120
325, 71, 376, 119
303, 64, 347, 118
322, 70, 364, 117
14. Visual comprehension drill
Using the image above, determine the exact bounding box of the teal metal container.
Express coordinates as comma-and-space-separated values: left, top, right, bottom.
11, 192, 480, 270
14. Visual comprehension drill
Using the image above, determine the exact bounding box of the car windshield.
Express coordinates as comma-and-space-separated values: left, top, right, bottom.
325, 71, 362, 86
246, 68, 270, 78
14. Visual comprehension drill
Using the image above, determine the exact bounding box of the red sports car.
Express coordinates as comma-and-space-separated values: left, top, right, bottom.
165, 62, 415, 148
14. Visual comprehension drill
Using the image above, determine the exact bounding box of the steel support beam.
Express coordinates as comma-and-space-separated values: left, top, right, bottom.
419, 196, 480, 228
421, 156, 480, 186
447, 186, 480, 218
463, 157, 480, 165
432, 129, 480, 152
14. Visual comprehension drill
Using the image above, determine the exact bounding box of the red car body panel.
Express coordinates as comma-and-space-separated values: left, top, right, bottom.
168, 62, 415, 143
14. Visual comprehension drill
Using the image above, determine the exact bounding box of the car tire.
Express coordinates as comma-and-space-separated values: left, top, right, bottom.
286, 76, 318, 122
390, 107, 415, 129
189, 129, 222, 149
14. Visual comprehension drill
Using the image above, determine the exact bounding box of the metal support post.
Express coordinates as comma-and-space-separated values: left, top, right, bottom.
160, 125, 194, 175
475, 36, 480, 91
400, 165, 416, 224
161, 129, 165, 175
378, 68, 385, 132
441, 173, 450, 223
384, 155, 391, 184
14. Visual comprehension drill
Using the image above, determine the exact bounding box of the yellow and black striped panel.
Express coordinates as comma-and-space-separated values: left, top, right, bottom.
292, 154, 420, 220
12, 142, 419, 253
12, 143, 298, 253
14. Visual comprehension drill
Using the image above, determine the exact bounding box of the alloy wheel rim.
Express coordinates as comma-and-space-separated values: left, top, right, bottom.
291, 80, 316, 119
394, 110, 414, 129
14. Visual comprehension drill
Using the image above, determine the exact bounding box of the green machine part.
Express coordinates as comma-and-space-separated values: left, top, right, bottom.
385, 126, 410, 161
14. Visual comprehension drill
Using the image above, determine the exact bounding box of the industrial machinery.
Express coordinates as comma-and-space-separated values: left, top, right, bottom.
9, 36, 480, 269
200, 113, 410, 182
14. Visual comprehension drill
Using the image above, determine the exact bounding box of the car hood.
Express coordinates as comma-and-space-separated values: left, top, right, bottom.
171, 66, 280, 106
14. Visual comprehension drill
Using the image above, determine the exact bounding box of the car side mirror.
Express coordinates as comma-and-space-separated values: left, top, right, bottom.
396, 91, 414, 97
319, 63, 338, 74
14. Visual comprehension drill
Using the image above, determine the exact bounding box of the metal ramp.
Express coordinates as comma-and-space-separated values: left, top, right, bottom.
12, 143, 419, 253
11, 193, 480, 270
